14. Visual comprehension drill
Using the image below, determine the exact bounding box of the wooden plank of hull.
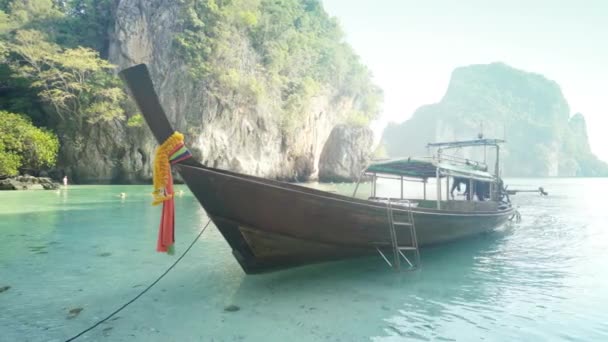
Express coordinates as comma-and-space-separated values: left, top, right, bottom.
177, 164, 513, 273
208, 216, 370, 273
239, 226, 370, 270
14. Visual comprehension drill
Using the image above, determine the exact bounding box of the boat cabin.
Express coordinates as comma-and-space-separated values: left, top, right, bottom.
353, 138, 508, 211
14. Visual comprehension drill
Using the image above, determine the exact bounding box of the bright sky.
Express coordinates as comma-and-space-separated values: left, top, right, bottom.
322, 0, 608, 161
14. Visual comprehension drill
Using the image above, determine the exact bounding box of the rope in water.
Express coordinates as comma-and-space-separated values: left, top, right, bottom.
65, 219, 212, 342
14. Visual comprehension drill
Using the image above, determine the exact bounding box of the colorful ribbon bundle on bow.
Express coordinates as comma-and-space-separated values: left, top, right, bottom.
152, 132, 192, 254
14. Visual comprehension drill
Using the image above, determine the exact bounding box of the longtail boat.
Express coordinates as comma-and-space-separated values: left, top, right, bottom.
120, 64, 516, 274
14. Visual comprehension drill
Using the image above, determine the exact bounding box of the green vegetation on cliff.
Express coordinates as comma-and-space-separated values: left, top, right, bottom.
1, 0, 129, 122
0, 110, 59, 176
6, 30, 126, 124
0, 0, 136, 177
382, 63, 608, 177
174, 0, 381, 132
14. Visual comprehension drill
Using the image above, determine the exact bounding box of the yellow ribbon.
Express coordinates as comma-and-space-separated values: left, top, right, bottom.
152, 132, 184, 205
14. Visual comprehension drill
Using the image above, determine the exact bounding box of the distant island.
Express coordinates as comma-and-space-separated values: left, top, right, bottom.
381, 63, 608, 177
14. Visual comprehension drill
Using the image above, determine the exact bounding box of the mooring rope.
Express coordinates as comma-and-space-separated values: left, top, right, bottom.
65, 219, 212, 342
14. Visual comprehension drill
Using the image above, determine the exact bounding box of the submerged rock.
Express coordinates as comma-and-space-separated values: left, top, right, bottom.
224, 305, 240, 312
0, 285, 10, 293
67, 307, 83, 319
29, 245, 49, 254
102, 327, 113, 336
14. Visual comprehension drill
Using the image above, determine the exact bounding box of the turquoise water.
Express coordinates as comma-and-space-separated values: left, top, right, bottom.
1, 179, 608, 341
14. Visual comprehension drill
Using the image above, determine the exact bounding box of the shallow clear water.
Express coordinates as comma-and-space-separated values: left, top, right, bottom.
1, 179, 607, 341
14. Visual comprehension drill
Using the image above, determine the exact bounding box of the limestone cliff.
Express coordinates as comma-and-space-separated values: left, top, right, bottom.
51, 0, 380, 183
0, 0, 379, 182
382, 63, 608, 177
63, 0, 376, 181
57, 120, 154, 183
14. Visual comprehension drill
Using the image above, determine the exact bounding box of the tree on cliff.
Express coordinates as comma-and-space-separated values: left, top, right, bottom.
1, 1, 128, 126
0, 110, 59, 176
6, 30, 125, 124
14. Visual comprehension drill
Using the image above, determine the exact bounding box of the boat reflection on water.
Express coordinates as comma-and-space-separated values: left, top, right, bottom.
221, 227, 548, 340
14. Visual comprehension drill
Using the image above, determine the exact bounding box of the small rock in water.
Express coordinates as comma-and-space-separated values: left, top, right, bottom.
67, 307, 83, 319
102, 327, 113, 336
0, 285, 11, 293
97, 252, 112, 257
224, 305, 240, 312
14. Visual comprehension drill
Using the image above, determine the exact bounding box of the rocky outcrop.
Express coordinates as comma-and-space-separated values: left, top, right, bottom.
56, 120, 155, 183
318, 125, 373, 182
58, 0, 371, 183
382, 63, 608, 177
559, 113, 608, 176
0, 176, 60, 190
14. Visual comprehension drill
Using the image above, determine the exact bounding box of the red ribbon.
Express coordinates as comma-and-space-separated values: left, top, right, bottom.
156, 171, 175, 254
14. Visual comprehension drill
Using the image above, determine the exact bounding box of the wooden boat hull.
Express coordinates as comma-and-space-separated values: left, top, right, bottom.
177, 164, 513, 273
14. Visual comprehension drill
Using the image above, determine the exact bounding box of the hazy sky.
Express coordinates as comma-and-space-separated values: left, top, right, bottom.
323, 0, 608, 161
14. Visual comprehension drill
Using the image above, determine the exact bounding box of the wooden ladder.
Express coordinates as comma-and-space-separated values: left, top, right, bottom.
376, 199, 421, 270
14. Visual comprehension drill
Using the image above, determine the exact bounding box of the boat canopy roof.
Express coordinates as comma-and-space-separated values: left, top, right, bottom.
365, 157, 496, 181
427, 138, 505, 149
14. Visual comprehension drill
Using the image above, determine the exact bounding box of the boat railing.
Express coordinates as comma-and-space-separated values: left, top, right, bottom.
363, 173, 426, 182
435, 153, 488, 171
